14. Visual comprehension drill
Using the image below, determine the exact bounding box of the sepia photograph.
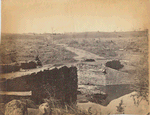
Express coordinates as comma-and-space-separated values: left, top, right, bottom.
0, 0, 150, 114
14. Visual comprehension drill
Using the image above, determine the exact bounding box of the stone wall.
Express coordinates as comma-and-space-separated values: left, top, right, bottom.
0, 64, 20, 73
0, 60, 42, 73
0, 66, 78, 105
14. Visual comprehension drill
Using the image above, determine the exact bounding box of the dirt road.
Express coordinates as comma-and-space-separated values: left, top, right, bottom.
57, 44, 105, 61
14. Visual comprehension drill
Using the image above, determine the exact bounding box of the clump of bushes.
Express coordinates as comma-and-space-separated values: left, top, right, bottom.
84, 59, 95, 62
68, 40, 79, 47
116, 100, 125, 114
105, 60, 124, 70
128, 36, 149, 104
132, 56, 149, 103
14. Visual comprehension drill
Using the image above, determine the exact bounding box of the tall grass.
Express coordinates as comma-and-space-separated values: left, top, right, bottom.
43, 97, 98, 115
42, 84, 99, 115
129, 36, 149, 104
132, 55, 149, 104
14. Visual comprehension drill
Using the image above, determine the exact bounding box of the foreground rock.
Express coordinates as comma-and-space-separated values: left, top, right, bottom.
77, 91, 149, 114
5, 100, 28, 115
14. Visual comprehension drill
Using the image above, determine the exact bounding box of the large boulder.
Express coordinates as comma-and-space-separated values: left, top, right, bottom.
5, 100, 28, 115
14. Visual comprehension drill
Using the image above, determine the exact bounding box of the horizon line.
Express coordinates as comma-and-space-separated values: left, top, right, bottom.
1, 29, 148, 34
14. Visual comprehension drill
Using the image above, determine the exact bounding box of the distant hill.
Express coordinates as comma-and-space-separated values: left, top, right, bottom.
1, 30, 148, 39
53, 30, 148, 39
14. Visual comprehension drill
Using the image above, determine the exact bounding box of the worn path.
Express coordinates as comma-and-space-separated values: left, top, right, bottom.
56, 44, 105, 61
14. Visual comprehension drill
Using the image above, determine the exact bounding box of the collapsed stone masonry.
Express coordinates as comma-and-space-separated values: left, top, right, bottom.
0, 65, 78, 105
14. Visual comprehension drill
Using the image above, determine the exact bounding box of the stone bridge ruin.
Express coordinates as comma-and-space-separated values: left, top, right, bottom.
0, 65, 78, 105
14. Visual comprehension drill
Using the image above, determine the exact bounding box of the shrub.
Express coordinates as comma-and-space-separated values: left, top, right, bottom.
105, 60, 124, 70
116, 100, 125, 114
68, 40, 79, 47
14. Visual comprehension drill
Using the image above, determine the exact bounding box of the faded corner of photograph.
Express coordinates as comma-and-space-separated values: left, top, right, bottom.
0, 0, 150, 115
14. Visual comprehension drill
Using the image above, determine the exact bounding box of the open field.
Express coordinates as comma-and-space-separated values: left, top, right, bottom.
0, 34, 77, 65
0, 30, 149, 114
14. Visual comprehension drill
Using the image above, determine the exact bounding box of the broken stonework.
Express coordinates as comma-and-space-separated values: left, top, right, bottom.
0, 65, 78, 105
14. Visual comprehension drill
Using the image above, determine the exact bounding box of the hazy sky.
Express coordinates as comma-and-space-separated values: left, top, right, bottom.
2, 0, 150, 33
